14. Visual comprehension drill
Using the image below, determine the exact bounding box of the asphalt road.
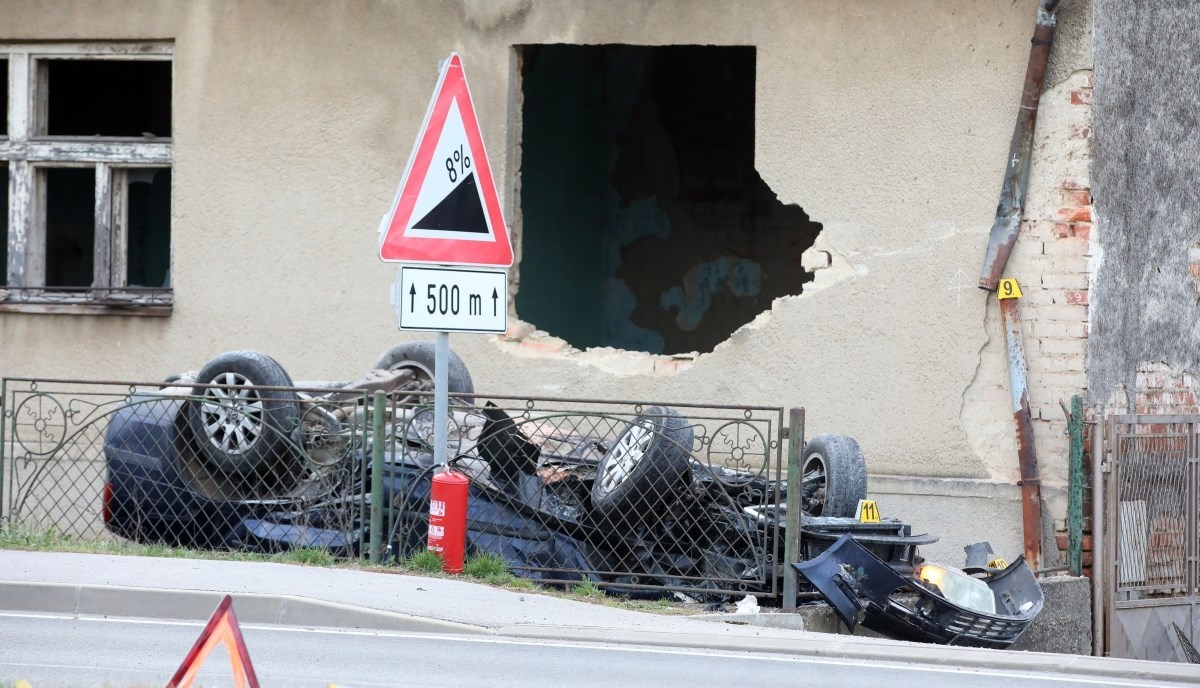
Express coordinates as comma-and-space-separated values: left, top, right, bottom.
0, 612, 1183, 688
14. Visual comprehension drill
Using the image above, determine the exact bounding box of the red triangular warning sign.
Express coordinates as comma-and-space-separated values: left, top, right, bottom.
167, 595, 260, 688
379, 53, 513, 267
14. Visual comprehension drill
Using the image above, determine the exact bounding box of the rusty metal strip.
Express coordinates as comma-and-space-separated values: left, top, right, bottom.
1000, 297, 1042, 570
978, 1, 1061, 290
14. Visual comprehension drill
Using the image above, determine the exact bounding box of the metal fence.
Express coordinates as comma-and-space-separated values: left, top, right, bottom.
1104, 414, 1200, 662
0, 376, 786, 600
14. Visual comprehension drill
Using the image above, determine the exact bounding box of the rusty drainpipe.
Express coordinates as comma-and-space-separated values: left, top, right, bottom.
978, 0, 1061, 290
1001, 295, 1041, 570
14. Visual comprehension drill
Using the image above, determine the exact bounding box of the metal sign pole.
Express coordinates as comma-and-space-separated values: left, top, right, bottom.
434, 330, 449, 465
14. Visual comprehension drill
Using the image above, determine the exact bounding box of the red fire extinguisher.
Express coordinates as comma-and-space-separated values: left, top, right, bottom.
427, 468, 469, 573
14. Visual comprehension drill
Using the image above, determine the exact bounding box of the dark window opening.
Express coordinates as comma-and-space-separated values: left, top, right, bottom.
45, 167, 95, 288
1, 163, 8, 286
125, 168, 171, 287
1, 58, 8, 136
45, 60, 171, 137
516, 45, 822, 355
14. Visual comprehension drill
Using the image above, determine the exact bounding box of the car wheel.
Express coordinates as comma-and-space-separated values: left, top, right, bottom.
591, 406, 693, 519
801, 434, 868, 518
373, 341, 474, 399
188, 350, 300, 474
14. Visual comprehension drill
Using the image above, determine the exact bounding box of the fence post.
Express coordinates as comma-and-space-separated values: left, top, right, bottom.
369, 390, 385, 563
1091, 415, 1106, 656
1067, 394, 1085, 576
0, 378, 6, 522
783, 407, 805, 610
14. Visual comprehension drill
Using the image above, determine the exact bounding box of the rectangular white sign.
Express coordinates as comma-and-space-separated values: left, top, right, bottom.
396, 266, 507, 333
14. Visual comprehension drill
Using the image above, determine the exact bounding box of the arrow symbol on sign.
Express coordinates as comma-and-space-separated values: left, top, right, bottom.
409, 284, 416, 312
492, 288, 498, 316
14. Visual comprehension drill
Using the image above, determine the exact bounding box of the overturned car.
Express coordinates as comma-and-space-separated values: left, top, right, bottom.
102, 343, 1039, 645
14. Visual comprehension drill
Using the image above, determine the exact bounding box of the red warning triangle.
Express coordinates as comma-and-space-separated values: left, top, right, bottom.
379, 53, 513, 267
167, 595, 260, 688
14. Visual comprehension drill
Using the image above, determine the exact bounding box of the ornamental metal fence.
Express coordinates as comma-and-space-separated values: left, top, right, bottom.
0, 376, 787, 600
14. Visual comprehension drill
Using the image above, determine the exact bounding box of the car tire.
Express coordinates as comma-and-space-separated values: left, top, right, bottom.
373, 341, 474, 399
188, 350, 300, 475
801, 434, 868, 518
591, 406, 693, 519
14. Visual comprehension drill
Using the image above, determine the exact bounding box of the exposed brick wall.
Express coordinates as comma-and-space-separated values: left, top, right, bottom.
1009, 70, 1094, 569
1101, 363, 1200, 415
1021, 71, 1094, 473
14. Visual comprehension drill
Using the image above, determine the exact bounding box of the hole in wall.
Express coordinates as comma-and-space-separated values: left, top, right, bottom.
515, 44, 822, 355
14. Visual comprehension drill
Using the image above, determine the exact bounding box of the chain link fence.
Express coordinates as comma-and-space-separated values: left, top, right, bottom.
1, 375, 786, 599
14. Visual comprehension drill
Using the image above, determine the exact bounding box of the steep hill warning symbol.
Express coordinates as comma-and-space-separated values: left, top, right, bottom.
379, 53, 513, 267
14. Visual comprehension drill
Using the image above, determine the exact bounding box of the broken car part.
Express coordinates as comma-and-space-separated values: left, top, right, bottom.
795, 534, 1043, 648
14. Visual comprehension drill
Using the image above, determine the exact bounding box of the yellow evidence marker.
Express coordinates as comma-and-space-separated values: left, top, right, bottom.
856, 499, 881, 523
997, 278, 1023, 300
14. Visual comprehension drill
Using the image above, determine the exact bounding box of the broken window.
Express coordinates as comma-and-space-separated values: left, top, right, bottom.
0, 44, 173, 314
1, 163, 7, 288
1, 57, 8, 135
44, 167, 96, 287
45, 59, 171, 137
515, 45, 822, 355
2, 58, 7, 288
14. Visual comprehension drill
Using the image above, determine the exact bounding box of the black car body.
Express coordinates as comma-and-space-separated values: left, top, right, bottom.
103, 372, 933, 599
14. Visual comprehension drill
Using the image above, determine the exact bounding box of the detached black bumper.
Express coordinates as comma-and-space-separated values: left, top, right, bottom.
794, 534, 1043, 648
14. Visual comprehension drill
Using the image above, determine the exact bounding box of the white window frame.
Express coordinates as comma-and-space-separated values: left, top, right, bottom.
1, 42, 173, 315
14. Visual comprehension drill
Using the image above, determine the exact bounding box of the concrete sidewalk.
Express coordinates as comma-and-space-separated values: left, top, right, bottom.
1, 550, 1196, 685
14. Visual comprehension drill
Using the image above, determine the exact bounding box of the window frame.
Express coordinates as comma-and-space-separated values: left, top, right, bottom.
1, 42, 173, 315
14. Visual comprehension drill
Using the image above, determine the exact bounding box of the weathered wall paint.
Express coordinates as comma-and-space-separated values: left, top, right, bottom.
0, 0, 1094, 559
1090, 0, 1200, 407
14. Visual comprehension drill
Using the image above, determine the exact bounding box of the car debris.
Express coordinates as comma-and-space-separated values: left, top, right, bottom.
794, 535, 1043, 648
104, 344, 942, 606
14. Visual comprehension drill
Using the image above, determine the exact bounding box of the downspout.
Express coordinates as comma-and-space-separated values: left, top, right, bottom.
978, 0, 1061, 290
1001, 294, 1042, 570
979, 0, 1062, 573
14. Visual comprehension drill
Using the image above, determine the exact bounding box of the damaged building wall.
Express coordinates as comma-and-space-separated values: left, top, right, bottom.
1089, 1, 1200, 414
957, 64, 1094, 566
0, 0, 1091, 563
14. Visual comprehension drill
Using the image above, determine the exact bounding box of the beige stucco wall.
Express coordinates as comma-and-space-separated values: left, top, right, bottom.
0, 0, 1094, 558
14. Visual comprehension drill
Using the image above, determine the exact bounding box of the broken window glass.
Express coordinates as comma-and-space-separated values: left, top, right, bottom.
45, 167, 96, 288
1, 58, 8, 136
1, 163, 7, 287
124, 168, 171, 288
45, 59, 171, 137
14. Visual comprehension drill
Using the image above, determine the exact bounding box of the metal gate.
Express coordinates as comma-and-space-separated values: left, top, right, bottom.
1104, 414, 1199, 662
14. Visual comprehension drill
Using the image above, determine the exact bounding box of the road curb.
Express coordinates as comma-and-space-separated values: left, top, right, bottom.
2, 580, 1195, 684
498, 624, 1200, 685
0, 581, 489, 636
